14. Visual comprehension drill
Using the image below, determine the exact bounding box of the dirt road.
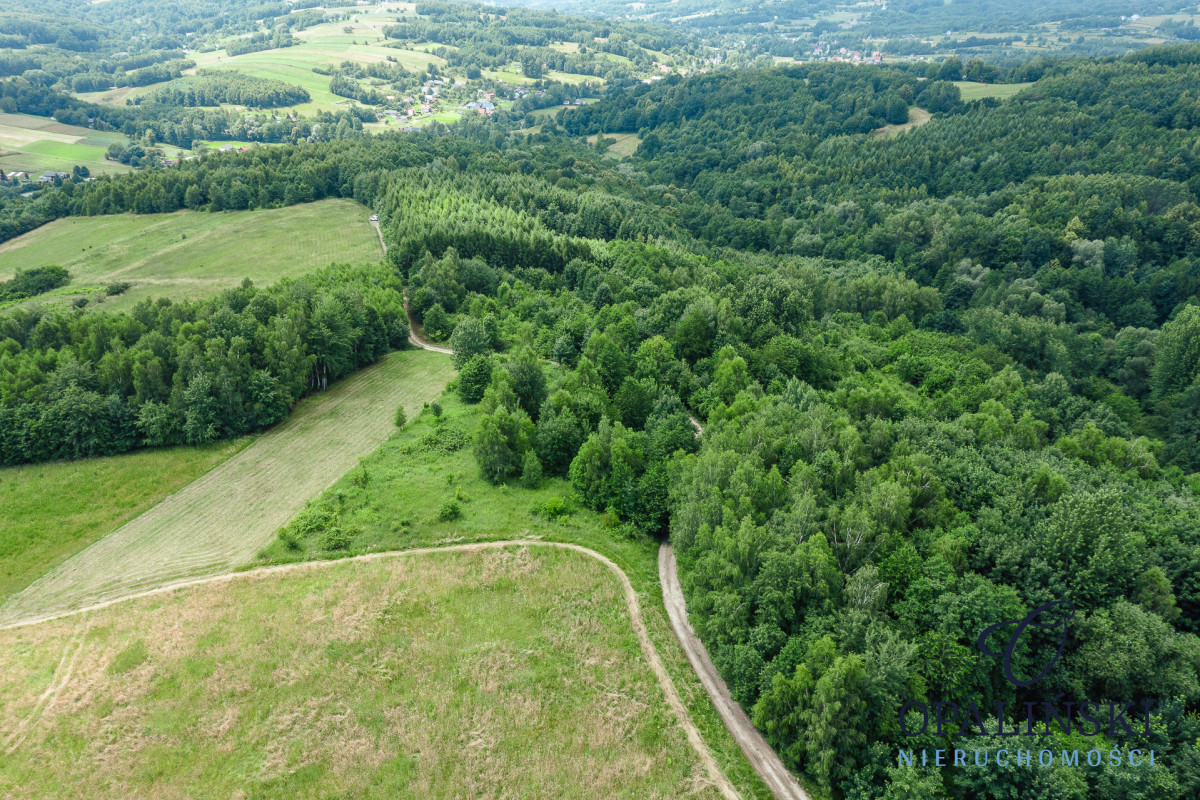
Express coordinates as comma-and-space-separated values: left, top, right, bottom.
659, 544, 810, 800
1, 540, 740, 800
372, 216, 456, 356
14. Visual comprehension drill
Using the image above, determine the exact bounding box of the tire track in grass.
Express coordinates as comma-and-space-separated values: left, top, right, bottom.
0, 350, 455, 628
3, 621, 88, 756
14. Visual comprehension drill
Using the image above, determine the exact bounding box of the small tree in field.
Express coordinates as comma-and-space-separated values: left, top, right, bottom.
521, 449, 543, 489
395, 406, 407, 428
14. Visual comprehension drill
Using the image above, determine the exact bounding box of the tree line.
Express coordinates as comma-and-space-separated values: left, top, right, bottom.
0, 263, 408, 465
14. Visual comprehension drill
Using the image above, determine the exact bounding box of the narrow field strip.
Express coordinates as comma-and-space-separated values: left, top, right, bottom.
0, 349, 454, 628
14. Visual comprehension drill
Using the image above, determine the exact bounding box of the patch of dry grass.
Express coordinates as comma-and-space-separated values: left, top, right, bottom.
0, 548, 722, 799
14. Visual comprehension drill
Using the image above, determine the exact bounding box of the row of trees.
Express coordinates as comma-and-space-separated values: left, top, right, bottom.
140, 71, 311, 109
0, 263, 408, 465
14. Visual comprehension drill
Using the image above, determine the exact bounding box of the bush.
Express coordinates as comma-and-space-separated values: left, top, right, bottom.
106, 281, 132, 296
394, 406, 407, 428
437, 499, 462, 521
531, 495, 572, 519
430, 400, 443, 417
277, 529, 302, 551
318, 525, 353, 550
457, 354, 493, 403
520, 449, 543, 488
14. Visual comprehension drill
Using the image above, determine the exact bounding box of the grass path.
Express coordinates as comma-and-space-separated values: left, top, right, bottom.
0, 349, 454, 628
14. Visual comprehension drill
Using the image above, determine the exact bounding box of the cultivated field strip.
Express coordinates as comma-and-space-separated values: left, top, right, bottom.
0, 350, 454, 628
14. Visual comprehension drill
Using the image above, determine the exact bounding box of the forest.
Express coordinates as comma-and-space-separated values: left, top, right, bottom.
1, 25, 1199, 799
0, 263, 408, 464
139, 72, 311, 109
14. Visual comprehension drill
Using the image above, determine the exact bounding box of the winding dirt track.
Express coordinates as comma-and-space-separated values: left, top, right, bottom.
372, 217, 454, 355
7, 216, 799, 799
660, 545, 810, 800
381, 222, 803, 800
0, 540, 740, 800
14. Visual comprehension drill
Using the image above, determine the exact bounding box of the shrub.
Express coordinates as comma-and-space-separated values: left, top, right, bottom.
531, 495, 572, 519
437, 499, 462, 521
106, 281, 132, 296
394, 406, 407, 428
318, 525, 353, 550
277, 529, 302, 551
520, 449, 543, 489
457, 354, 493, 403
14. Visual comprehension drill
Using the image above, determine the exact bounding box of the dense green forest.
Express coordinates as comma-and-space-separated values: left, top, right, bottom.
138, 72, 311, 109
2, 29, 1200, 799
0, 263, 408, 464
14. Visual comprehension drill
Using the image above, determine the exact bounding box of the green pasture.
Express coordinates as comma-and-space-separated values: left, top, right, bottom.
0, 113, 130, 177
0, 440, 246, 604
953, 81, 1029, 100
0, 199, 382, 312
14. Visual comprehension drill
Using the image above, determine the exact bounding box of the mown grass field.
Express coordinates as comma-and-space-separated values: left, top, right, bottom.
0, 349, 455, 628
255, 390, 775, 799
0, 113, 131, 177
0, 199, 381, 312
0, 441, 247, 606
0, 547, 722, 799
587, 132, 643, 158
953, 81, 1029, 100
873, 106, 932, 137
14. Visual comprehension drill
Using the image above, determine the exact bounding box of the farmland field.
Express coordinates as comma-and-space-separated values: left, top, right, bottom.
254, 391, 776, 799
0, 113, 131, 178
0, 441, 247, 606
0, 199, 382, 312
952, 81, 1029, 100
0, 547, 723, 799
0, 349, 455, 628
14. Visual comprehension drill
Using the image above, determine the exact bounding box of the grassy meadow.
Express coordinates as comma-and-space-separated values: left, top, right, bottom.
254, 389, 775, 799
952, 81, 1029, 100
0, 350, 455, 628
0, 113, 131, 178
0, 547, 722, 799
0, 441, 247, 605
0, 199, 382, 312
586, 132, 643, 158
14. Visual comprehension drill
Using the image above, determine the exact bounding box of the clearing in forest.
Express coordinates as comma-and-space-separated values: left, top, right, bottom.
587, 132, 643, 158
0, 547, 723, 799
873, 107, 932, 137
0, 199, 381, 312
952, 81, 1028, 100
0, 349, 455, 628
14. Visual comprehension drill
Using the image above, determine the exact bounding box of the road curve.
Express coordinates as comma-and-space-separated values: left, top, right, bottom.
373, 216, 456, 356
1, 540, 741, 800
659, 544, 810, 800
